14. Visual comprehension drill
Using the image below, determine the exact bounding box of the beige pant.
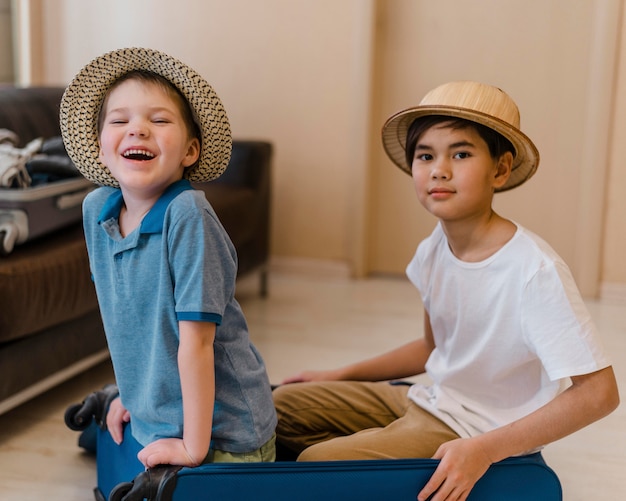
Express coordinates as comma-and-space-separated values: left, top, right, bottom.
273, 381, 459, 461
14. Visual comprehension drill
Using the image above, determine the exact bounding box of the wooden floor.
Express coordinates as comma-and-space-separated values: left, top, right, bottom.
0, 271, 624, 500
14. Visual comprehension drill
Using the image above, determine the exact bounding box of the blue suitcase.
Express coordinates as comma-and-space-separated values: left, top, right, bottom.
66, 387, 563, 501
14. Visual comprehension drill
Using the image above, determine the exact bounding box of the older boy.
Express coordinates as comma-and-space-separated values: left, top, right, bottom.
273, 81, 619, 501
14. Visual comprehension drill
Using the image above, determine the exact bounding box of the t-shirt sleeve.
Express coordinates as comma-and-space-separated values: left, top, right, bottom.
521, 260, 611, 380
166, 195, 237, 324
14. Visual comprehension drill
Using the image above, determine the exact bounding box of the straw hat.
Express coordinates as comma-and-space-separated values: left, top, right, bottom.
381, 81, 539, 191
60, 47, 231, 187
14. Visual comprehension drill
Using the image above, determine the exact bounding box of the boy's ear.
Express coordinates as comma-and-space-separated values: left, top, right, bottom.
182, 137, 201, 168
493, 151, 513, 189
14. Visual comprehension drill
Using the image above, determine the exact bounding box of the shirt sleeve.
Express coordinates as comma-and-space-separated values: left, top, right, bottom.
521, 260, 611, 380
165, 193, 237, 324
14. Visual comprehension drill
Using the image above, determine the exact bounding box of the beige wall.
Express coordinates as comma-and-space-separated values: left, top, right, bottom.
30, 0, 376, 268
16, 0, 626, 298
603, 2, 626, 293
368, 0, 622, 299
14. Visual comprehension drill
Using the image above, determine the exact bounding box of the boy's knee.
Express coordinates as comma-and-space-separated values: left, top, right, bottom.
272, 383, 288, 404
273, 383, 311, 413
273, 384, 305, 437
297, 441, 333, 462
272, 384, 293, 416
297, 439, 366, 462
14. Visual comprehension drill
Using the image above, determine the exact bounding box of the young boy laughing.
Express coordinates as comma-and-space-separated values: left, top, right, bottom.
61, 48, 276, 472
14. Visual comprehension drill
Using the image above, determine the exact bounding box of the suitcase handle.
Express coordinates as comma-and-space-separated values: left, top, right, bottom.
56, 187, 93, 210
108, 465, 182, 501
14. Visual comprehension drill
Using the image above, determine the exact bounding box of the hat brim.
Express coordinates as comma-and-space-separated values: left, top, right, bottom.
381, 105, 539, 192
60, 47, 232, 187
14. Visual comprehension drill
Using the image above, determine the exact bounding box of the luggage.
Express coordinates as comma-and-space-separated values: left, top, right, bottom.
105, 449, 562, 501
66, 387, 563, 501
0, 132, 94, 255
0, 176, 94, 254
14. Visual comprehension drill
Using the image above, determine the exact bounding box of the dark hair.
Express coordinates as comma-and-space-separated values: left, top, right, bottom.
97, 70, 201, 143
404, 115, 515, 167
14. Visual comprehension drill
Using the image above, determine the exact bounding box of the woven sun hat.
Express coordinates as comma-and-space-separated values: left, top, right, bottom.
381, 81, 539, 192
60, 47, 231, 187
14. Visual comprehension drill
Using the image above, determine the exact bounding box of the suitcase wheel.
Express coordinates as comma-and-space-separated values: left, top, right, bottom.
64, 384, 120, 432
108, 481, 134, 501
64, 402, 93, 431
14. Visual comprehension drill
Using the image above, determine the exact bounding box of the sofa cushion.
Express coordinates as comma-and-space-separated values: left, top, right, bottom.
0, 223, 98, 343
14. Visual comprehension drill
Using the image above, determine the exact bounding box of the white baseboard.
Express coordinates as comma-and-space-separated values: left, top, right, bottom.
269, 256, 351, 279
599, 282, 626, 303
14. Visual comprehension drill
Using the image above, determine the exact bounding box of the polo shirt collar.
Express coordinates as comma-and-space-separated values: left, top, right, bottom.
98, 179, 194, 234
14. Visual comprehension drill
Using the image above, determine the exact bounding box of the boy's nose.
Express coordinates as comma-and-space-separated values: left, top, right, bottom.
430, 160, 451, 180
128, 123, 149, 137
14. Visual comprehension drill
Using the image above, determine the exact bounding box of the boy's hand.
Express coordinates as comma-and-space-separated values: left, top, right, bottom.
137, 438, 201, 468
106, 397, 130, 445
417, 438, 492, 501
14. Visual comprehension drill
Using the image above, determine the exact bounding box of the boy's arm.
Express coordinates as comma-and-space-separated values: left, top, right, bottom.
418, 365, 619, 501
178, 320, 216, 464
283, 309, 435, 384
137, 320, 216, 468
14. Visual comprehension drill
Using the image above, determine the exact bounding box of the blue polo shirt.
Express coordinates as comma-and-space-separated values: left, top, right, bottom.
82, 180, 276, 452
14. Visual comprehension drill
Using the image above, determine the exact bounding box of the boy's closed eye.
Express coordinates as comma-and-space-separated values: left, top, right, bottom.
102, 118, 129, 127
150, 110, 177, 124
104, 112, 129, 125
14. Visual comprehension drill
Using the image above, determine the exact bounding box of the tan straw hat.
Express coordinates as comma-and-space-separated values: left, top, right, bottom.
381, 81, 539, 191
60, 47, 231, 187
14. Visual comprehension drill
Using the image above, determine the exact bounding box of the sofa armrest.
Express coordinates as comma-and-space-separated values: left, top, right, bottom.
192, 140, 272, 294
213, 140, 272, 190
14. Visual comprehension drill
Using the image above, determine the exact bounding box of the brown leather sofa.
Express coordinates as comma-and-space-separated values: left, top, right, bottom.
0, 86, 271, 414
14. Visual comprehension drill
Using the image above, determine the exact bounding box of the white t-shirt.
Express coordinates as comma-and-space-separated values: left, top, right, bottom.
406, 222, 610, 441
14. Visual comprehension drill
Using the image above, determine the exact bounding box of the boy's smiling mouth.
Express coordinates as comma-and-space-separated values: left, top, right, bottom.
122, 148, 155, 161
